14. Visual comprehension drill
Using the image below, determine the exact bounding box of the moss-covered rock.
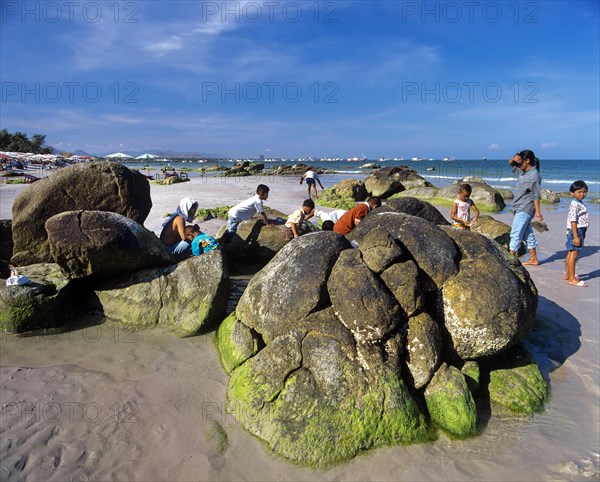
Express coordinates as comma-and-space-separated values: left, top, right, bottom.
540, 189, 560, 204
425, 363, 478, 437
461, 361, 480, 394
319, 179, 368, 209
217, 311, 260, 373
217, 215, 545, 466
0, 263, 75, 333
161, 175, 190, 185
95, 251, 229, 336
228, 335, 428, 467
364, 167, 432, 198
195, 206, 231, 221
437, 179, 506, 212
487, 344, 548, 415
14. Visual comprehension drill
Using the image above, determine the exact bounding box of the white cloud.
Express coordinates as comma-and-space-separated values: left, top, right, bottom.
489, 143, 501, 150
144, 36, 184, 56
540, 142, 558, 148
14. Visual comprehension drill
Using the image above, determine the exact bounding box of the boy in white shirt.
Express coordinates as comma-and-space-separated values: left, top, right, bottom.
224, 184, 270, 240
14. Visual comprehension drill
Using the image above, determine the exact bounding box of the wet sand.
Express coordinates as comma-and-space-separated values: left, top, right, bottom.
0, 177, 598, 481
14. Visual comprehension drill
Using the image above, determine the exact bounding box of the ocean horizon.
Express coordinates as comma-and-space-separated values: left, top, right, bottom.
124, 157, 600, 214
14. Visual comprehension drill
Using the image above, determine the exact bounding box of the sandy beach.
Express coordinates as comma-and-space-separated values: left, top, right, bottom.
0, 176, 599, 481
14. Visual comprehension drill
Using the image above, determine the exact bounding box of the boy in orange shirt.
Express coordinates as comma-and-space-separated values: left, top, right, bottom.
333, 197, 381, 235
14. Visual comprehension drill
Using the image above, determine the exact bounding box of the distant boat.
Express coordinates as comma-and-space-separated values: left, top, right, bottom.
426, 166, 435, 171
347, 155, 368, 162
441, 156, 455, 161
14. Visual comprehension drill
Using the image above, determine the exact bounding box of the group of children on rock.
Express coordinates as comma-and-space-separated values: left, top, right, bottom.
159, 164, 590, 288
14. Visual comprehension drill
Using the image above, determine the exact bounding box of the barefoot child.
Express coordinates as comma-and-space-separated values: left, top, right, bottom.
565, 180, 589, 287
300, 168, 324, 200
285, 198, 315, 240
450, 183, 480, 229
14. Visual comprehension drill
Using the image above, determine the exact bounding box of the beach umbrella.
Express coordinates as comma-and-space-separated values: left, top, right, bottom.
135, 153, 158, 160
106, 152, 134, 159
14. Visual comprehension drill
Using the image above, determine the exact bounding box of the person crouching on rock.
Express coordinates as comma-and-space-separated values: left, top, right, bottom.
185, 224, 220, 256
224, 184, 271, 242
285, 198, 315, 240
333, 197, 381, 236
160, 197, 198, 261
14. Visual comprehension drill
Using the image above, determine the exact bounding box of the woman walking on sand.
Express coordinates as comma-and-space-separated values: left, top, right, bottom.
508, 150, 543, 266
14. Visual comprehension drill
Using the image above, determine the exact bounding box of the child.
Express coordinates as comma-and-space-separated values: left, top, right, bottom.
321, 220, 335, 231
285, 198, 315, 240
314, 208, 347, 226
301, 167, 325, 200
333, 197, 381, 236
187, 224, 220, 256
224, 184, 270, 241
450, 184, 480, 229
565, 180, 589, 287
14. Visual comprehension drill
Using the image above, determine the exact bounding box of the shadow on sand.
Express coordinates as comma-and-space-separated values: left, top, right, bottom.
524, 295, 582, 379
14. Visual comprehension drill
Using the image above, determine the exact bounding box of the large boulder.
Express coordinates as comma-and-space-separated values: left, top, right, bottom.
94, 251, 229, 336
46, 210, 175, 280
437, 180, 506, 212
350, 212, 459, 291
319, 179, 368, 209
223, 233, 428, 467
11, 162, 151, 266
0, 263, 74, 333
440, 226, 537, 359
364, 167, 432, 199
383, 197, 450, 225
218, 220, 542, 466
217, 218, 288, 262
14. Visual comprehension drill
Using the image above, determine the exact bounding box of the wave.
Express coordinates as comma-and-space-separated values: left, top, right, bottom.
542, 179, 600, 185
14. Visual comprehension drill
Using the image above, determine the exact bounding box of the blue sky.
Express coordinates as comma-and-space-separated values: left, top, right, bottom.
1, 0, 599, 159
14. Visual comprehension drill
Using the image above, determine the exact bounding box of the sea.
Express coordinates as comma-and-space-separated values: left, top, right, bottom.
126, 157, 600, 214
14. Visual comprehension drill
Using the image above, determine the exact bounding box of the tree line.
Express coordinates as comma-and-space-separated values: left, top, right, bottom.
0, 129, 53, 154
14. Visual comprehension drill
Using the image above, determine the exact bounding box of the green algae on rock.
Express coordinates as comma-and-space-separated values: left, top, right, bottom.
425, 363, 478, 437
318, 179, 368, 209
217, 209, 547, 467
487, 344, 548, 415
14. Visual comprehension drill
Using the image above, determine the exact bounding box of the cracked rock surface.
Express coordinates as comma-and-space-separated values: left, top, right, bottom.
217, 213, 544, 467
